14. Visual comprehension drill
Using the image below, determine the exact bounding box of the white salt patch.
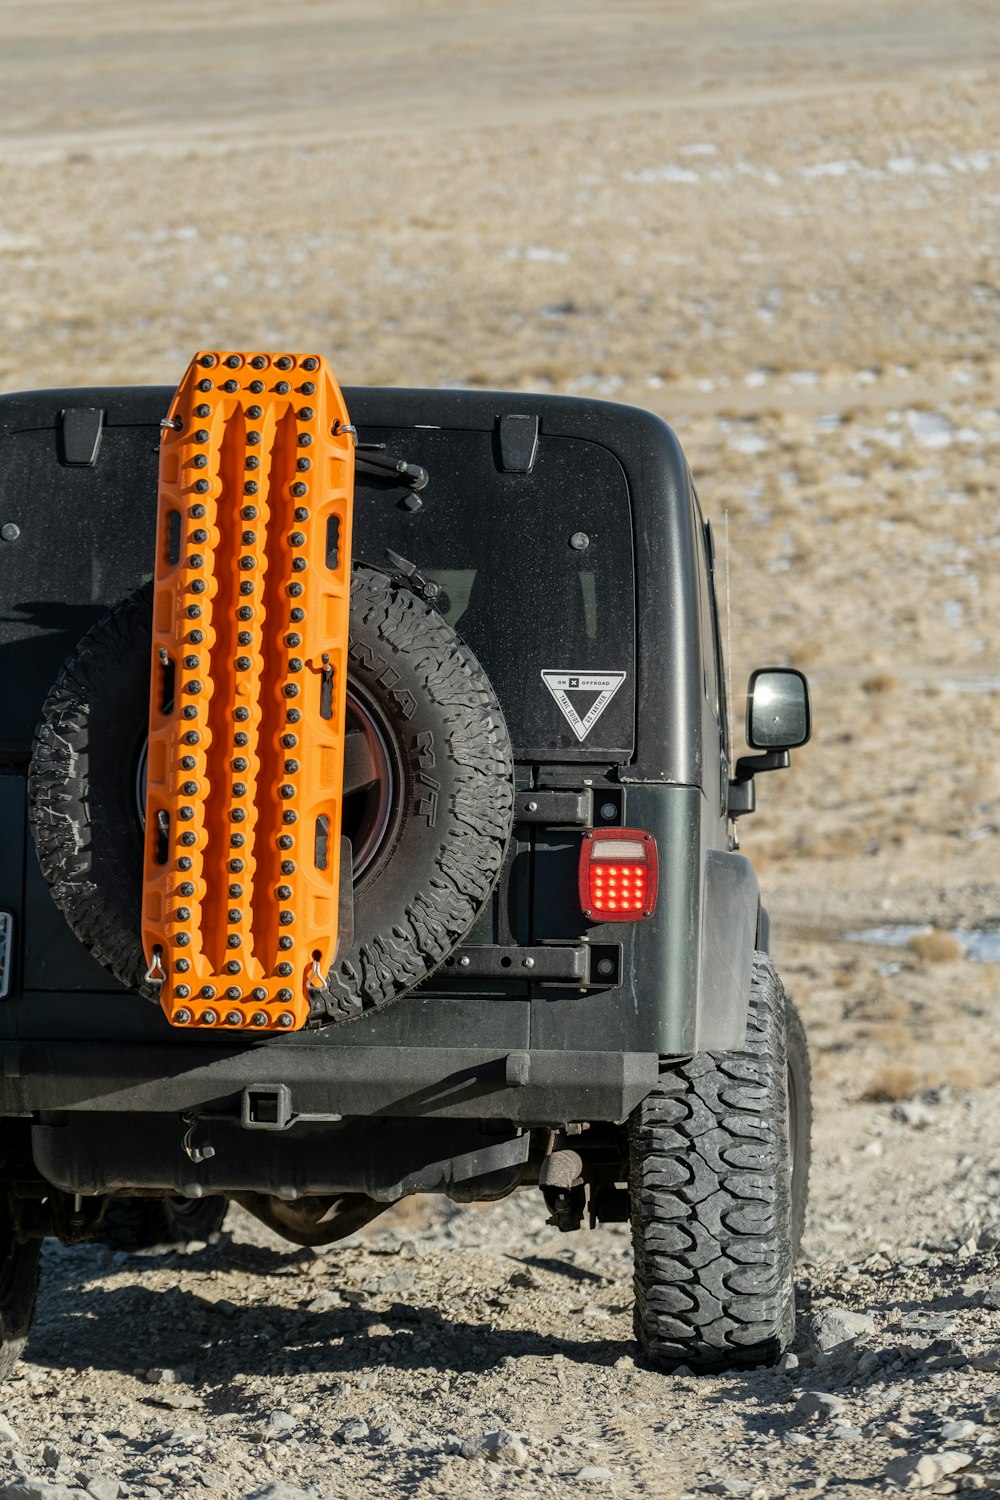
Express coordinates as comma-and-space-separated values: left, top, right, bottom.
524, 246, 570, 263
727, 432, 769, 455
0, 229, 36, 252
951, 151, 995, 173
944, 599, 965, 628
963, 931, 1000, 961
888, 156, 918, 175
623, 165, 700, 184
677, 143, 718, 156
848, 927, 1000, 963
505, 246, 570, 263
935, 676, 1000, 693
802, 159, 856, 179
744, 370, 769, 388
845, 925, 930, 949
906, 409, 953, 448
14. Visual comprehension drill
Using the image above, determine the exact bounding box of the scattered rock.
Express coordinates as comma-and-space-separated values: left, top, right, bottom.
0, 1486, 87, 1500
85, 1481, 123, 1500
810, 1307, 876, 1351
940, 1420, 979, 1441
827, 1422, 863, 1441
795, 1391, 848, 1423
267, 1410, 297, 1436
460, 1430, 529, 1467
0, 1417, 20, 1448
576, 1468, 614, 1484
883, 1451, 973, 1490
370, 1425, 406, 1446
146, 1389, 203, 1411
305, 1289, 343, 1313
335, 1417, 369, 1444
144, 1367, 193, 1386
981, 1284, 1000, 1310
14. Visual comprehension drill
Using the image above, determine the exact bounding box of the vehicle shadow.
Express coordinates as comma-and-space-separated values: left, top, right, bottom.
25, 1279, 632, 1397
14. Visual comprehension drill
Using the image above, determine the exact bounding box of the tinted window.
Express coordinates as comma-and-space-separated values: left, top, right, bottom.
353, 426, 635, 761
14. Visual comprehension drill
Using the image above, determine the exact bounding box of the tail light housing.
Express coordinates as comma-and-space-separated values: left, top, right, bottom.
579, 828, 659, 921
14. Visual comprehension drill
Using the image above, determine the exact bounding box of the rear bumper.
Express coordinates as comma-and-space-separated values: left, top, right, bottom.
0, 1040, 660, 1126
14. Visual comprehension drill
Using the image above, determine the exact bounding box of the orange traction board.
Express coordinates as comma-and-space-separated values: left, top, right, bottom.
141, 351, 355, 1032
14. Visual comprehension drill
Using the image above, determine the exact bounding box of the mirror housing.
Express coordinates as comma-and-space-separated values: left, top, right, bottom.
728, 669, 811, 819
746, 667, 811, 751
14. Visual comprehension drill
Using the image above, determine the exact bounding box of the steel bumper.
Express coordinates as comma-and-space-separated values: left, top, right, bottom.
0, 1041, 660, 1126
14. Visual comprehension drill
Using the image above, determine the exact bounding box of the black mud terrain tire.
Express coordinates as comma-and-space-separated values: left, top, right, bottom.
28, 567, 514, 1019
95, 1195, 228, 1252
319, 565, 513, 1019
29, 584, 154, 997
630, 953, 810, 1372
0, 1200, 40, 1382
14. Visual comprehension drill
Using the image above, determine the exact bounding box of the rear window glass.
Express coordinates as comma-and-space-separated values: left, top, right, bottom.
352, 426, 635, 761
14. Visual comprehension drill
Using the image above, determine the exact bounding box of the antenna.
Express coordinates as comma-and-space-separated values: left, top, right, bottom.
723, 508, 734, 745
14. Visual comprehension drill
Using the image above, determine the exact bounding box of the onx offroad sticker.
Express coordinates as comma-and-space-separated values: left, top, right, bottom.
541, 670, 627, 743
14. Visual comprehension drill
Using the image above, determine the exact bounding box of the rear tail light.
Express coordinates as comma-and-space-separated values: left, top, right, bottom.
579, 828, 659, 921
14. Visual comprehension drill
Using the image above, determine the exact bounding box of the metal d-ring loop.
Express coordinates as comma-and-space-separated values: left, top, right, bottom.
144, 947, 166, 986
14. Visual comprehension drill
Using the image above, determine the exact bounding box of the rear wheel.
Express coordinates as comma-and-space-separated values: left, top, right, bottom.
0, 1200, 40, 1382
630, 953, 810, 1372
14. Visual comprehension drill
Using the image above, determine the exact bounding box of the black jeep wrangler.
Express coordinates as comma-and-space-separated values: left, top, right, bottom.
0, 353, 810, 1378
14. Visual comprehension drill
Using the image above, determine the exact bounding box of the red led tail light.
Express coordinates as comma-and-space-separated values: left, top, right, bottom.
578, 828, 659, 921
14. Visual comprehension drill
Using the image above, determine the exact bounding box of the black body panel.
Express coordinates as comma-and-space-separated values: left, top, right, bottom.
0, 384, 702, 781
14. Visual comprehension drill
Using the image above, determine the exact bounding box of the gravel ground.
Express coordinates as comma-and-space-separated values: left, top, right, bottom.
2, 2, 1000, 1496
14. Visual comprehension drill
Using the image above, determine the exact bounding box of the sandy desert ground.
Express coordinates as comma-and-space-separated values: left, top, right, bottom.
1, 2, 999, 1496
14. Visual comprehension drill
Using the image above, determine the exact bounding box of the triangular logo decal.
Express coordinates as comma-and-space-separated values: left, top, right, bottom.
541, 670, 627, 742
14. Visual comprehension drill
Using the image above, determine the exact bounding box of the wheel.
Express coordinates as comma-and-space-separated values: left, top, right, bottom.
629, 952, 811, 1373
28, 567, 514, 1019
320, 565, 514, 1018
0, 1200, 40, 1382
94, 1195, 228, 1251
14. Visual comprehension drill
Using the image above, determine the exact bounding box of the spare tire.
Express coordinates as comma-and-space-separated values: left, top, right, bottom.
28, 566, 514, 1022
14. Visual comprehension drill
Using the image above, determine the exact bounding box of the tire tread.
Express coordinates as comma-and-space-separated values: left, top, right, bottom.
630, 952, 809, 1373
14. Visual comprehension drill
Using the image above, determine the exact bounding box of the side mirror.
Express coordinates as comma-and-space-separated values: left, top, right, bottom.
746, 667, 811, 751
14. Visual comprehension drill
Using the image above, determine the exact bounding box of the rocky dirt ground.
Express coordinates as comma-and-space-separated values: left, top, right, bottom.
1, 1, 1000, 1496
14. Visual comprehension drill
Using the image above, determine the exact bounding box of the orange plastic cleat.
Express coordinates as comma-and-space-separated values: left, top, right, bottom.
141, 352, 355, 1032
